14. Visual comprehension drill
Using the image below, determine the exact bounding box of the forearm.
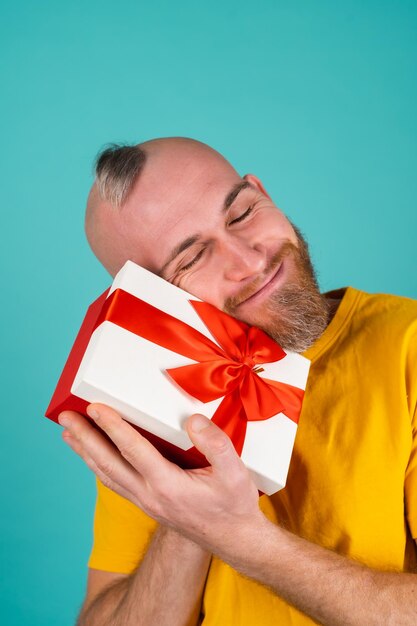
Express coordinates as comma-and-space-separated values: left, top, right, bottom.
61, 406, 417, 624
78, 527, 211, 626
219, 518, 417, 626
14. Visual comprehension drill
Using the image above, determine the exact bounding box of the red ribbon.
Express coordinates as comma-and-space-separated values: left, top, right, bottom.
93, 289, 304, 456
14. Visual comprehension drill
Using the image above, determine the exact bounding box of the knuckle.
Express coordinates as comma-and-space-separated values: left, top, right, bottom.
68, 425, 82, 442
149, 481, 170, 504
228, 468, 247, 491
95, 457, 117, 478
118, 441, 138, 463
70, 424, 89, 445
140, 494, 165, 521
210, 433, 232, 455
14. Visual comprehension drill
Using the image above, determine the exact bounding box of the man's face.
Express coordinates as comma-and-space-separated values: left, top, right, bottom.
96, 147, 329, 351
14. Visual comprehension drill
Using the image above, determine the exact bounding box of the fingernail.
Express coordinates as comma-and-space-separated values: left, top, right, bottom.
58, 413, 70, 427
87, 406, 100, 420
190, 414, 211, 433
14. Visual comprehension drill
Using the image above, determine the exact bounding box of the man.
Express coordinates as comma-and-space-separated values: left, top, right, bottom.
58, 137, 417, 625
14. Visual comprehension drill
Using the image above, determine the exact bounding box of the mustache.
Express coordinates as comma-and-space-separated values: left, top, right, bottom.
224, 242, 295, 311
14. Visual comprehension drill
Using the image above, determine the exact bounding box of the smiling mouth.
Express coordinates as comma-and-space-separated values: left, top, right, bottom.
238, 262, 284, 307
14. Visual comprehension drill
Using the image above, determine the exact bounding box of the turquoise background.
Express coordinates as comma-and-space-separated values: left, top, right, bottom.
1, 1, 416, 624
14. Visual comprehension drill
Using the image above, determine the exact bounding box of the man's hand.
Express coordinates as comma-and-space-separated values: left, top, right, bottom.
59, 404, 417, 625
58, 404, 264, 553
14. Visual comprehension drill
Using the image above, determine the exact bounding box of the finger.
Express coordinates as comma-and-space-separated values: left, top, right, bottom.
86, 404, 175, 482
61, 429, 135, 501
58, 411, 141, 497
186, 414, 245, 475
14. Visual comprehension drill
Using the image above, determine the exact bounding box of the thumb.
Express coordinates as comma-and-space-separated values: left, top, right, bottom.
186, 414, 243, 474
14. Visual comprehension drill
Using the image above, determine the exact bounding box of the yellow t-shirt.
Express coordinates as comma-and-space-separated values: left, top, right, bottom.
88, 287, 417, 625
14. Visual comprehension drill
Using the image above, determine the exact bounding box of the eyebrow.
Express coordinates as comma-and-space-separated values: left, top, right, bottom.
158, 179, 252, 276
222, 179, 251, 213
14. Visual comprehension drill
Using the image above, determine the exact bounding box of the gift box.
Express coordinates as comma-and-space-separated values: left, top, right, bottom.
46, 260, 310, 495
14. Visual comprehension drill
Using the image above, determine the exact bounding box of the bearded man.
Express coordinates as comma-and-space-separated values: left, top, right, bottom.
58, 137, 417, 626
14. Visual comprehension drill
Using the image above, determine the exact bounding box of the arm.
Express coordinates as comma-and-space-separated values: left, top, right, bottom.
60, 405, 417, 626
218, 518, 417, 626
77, 527, 211, 626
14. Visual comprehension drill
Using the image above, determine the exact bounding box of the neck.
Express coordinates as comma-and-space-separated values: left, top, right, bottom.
325, 296, 343, 326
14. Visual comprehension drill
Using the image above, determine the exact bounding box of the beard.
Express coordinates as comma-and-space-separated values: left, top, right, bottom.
224, 225, 330, 353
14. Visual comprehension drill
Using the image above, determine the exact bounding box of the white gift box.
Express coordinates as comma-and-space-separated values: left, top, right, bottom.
50, 260, 310, 495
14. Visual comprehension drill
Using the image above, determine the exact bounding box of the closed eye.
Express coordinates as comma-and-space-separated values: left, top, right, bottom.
229, 206, 253, 225
178, 248, 205, 272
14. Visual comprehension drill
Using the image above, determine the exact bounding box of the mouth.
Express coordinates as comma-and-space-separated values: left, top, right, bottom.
238, 261, 285, 308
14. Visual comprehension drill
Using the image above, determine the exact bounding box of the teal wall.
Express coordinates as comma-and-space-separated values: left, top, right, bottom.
1, 1, 416, 624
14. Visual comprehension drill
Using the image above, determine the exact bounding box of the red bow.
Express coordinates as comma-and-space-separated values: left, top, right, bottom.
94, 289, 304, 456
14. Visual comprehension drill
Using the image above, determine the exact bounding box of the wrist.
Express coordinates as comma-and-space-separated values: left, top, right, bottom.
212, 510, 277, 569
157, 525, 212, 558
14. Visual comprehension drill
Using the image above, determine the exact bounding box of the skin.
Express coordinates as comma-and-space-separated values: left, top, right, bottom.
62, 138, 417, 625
85, 138, 300, 334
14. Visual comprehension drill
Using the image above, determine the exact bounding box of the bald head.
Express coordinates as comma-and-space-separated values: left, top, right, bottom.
85, 137, 241, 276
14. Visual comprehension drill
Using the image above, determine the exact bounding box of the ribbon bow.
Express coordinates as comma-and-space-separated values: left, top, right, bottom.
94, 289, 304, 456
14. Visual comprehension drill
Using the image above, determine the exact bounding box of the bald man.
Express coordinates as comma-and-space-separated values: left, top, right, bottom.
59, 138, 417, 626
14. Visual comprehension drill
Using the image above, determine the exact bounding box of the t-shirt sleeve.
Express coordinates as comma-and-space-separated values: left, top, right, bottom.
405, 411, 417, 538
88, 478, 158, 574
404, 328, 417, 538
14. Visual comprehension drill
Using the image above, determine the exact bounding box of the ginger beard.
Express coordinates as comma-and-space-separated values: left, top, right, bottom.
224, 227, 330, 353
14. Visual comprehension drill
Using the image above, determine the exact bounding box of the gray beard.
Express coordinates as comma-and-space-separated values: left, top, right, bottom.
225, 225, 330, 353
260, 280, 330, 352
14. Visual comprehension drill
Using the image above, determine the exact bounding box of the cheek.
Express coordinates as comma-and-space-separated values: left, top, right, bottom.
260, 212, 296, 243
180, 267, 224, 308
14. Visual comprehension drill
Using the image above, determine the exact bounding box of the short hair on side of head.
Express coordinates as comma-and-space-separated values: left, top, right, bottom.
94, 143, 147, 208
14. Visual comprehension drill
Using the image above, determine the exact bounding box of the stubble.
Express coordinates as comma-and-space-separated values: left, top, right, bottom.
224, 226, 330, 353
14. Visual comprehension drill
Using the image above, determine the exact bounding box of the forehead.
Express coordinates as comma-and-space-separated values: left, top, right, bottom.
120, 152, 242, 272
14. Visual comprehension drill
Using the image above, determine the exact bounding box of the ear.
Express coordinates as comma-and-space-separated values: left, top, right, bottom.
243, 174, 272, 200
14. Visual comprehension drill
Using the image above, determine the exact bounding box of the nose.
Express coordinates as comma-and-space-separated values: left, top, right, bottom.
221, 237, 267, 282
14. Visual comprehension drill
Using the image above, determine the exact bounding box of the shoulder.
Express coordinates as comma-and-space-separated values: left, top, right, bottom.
346, 290, 417, 398
322, 287, 417, 374
348, 288, 417, 339
337, 289, 417, 418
